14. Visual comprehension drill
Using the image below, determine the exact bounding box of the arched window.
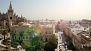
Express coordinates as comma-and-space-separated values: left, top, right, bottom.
6, 23, 7, 25
45, 38, 47, 42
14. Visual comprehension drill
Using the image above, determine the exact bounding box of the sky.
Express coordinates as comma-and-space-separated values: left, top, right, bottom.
0, 0, 91, 20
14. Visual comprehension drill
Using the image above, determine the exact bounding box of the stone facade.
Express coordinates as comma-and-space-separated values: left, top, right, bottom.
0, 1, 27, 32
30, 20, 56, 42
67, 23, 91, 51
42, 24, 55, 42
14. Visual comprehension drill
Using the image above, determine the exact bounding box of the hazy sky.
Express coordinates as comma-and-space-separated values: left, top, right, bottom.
0, 0, 91, 20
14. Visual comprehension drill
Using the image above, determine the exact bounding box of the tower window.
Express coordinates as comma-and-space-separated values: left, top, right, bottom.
6, 23, 7, 25
45, 38, 47, 42
90, 32, 91, 36
10, 17, 12, 19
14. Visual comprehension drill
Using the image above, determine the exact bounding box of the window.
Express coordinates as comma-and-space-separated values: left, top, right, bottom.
19, 37, 20, 40
14, 36, 16, 39
90, 32, 91, 36
46, 32, 47, 34
26, 37, 28, 39
45, 38, 47, 42
10, 17, 12, 20
6, 23, 7, 25
49, 32, 51, 34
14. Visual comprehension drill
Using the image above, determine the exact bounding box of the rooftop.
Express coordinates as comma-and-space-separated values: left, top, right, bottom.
41, 24, 55, 28
81, 34, 91, 41
70, 24, 89, 35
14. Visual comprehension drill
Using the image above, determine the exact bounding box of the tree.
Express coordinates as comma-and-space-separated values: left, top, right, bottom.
19, 31, 24, 45
23, 27, 45, 51
2, 30, 7, 42
11, 31, 16, 41
66, 36, 75, 50
44, 34, 58, 51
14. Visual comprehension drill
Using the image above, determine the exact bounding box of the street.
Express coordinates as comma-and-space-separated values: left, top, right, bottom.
55, 31, 67, 51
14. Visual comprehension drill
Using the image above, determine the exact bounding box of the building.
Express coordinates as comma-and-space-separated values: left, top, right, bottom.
79, 19, 90, 28
67, 23, 91, 51
81, 32, 91, 51
0, 2, 27, 51
0, 1, 27, 32
30, 19, 56, 42
42, 24, 55, 42
11, 22, 31, 41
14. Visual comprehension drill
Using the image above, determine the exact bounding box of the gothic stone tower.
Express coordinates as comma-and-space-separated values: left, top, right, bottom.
0, 1, 27, 32
8, 1, 13, 26
7, 1, 17, 32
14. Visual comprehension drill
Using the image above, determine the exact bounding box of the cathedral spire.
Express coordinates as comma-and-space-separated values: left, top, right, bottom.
9, 1, 12, 11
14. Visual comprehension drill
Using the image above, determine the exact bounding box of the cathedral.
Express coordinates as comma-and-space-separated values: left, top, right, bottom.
0, 1, 27, 32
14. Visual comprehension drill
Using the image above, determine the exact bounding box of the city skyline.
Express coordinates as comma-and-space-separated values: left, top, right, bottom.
0, 0, 91, 20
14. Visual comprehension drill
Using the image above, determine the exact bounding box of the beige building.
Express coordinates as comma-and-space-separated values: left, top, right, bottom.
42, 24, 55, 42
81, 33, 91, 51
30, 20, 56, 42
11, 22, 31, 41
67, 23, 91, 51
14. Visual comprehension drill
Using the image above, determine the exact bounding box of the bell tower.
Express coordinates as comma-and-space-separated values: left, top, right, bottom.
8, 1, 13, 15
7, 1, 14, 32
7, 1, 13, 23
